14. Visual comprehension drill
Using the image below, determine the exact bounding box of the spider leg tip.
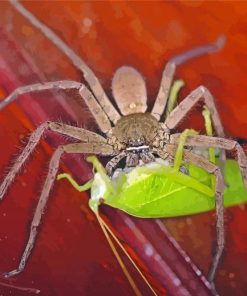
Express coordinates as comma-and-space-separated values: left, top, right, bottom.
3, 269, 21, 278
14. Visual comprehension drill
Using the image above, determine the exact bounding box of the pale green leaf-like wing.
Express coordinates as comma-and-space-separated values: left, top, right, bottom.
105, 160, 247, 218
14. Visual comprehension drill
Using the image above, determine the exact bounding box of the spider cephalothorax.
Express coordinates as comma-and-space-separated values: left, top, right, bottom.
107, 111, 163, 170
0, 2, 247, 294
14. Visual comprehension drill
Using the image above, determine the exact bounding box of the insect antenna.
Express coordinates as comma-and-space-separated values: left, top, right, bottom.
96, 214, 158, 296
96, 214, 142, 296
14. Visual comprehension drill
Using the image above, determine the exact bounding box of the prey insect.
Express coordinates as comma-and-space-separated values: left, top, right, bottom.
0, 0, 247, 295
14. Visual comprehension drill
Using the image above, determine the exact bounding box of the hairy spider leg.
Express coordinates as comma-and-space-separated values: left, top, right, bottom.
105, 151, 127, 176
165, 83, 223, 189
165, 86, 224, 139
10, 0, 121, 125
152, 35, 225, 121
0, 121, 106, 200
169, 135, 247, 284
164, 102, 216, 187
171, 134, 247, 189
3, 143, 113, 278
0, 81, 112, 133
165, 86, 226, 163
165, 144, 224, 292
162, 101, 231, 291
182, 151, 224, 291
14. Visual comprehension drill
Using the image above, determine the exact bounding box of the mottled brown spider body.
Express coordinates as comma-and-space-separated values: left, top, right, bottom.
106, 113, 161, 169
112, 113, 160, 145
108, 112, 161, 168
0, 2, 247, 295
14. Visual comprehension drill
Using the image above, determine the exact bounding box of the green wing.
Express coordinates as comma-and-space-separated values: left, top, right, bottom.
105, 160, 247, 218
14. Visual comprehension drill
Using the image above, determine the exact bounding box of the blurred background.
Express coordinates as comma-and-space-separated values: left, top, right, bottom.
0, 1, 246, 296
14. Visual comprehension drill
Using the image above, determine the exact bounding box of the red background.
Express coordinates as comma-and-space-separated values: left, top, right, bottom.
0, 1, 247, 296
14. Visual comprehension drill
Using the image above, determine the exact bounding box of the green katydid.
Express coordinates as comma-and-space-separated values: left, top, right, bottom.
57, 143, 246, 219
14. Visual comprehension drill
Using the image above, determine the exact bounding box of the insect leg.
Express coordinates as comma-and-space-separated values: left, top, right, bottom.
151, 36, 225, 121
3, 142, 114, 277
172, 129, 198, 171
0, 81, 112, 133
10, 0, 121, 125
164, 79, 185, 118
170, 134, 247, 189
57, 173, 93, 192
202, 106, 216, 164
0, 121, 106, 200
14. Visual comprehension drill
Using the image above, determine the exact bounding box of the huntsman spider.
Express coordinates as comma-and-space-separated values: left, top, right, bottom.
0, 1, 247, 295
